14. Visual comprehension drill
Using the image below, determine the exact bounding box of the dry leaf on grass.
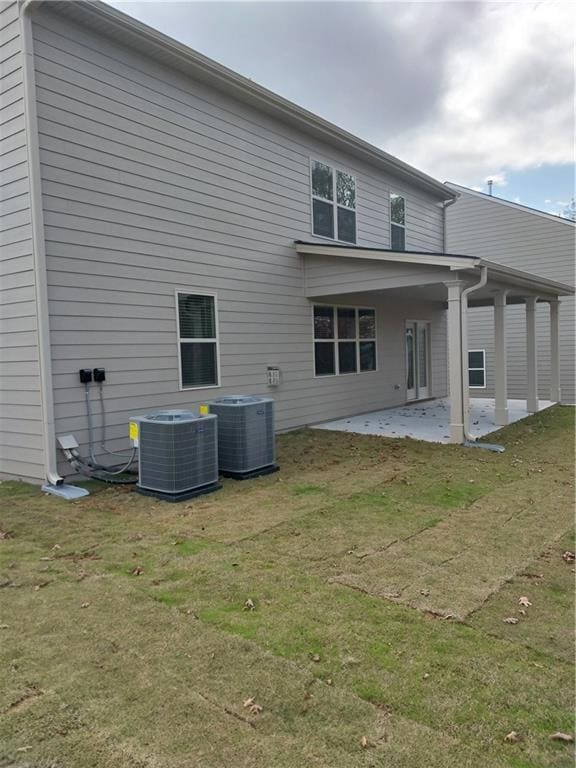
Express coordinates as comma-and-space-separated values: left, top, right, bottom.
503, 617, 519, 625
549, 732, 574, 743
130, 566, 144, 576
360, 736, 370, 749
504, 731, 520, 743
518, 596, 532, 607
80, 602, 90, 609
243, 697, 263, 715
562, 551, 575, 562
310, 653, 321, 663
243, 598, 255, 611
0, 530, 12, 540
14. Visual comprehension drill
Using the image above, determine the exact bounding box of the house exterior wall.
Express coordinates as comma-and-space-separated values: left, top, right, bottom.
0, 1, 45, 481
22, 5, 449, 480
446, 189, 575, 404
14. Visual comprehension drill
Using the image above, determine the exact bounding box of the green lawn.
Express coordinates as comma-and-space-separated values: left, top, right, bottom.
0, 406, 574, 767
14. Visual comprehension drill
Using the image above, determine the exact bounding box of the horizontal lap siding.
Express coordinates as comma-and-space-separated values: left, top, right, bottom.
0, 1, 44, 481
31, 7, 446, 477
447, 192, 575, 404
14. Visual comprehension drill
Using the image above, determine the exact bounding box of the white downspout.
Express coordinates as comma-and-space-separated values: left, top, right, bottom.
19, 0, 63, 485
442, 196, 458, 253
460, 266, 488, 441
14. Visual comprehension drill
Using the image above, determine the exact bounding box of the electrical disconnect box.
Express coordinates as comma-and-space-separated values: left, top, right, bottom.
79, 369, 92, 384
93, 368, 106, 382
267, 366, 280, 386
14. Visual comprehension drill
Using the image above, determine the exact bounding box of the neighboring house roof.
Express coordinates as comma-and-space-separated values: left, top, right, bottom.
445, 182, 576, 227
25, 0, 456, 202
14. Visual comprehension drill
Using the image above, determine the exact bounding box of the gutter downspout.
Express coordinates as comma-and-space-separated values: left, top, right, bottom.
460, 266, 488, 441
18, 0, 62, 485
442, 196, 458, 253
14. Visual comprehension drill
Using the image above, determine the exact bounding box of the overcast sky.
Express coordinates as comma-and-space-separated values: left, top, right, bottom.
110, 0, 575, 215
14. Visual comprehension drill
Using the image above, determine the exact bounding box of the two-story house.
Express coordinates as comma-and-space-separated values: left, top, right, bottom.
1, 0, 573, 485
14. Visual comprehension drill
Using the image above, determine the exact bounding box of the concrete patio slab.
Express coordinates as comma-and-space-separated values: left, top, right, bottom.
312, 397, 555, 443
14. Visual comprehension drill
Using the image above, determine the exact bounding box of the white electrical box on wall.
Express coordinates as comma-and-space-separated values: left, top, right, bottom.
267, 366, 281, 386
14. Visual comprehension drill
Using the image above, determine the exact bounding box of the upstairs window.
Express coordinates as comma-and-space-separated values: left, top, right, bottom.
314, 305, 376, 376
177, 292, 220, 389
468, 350, 486, 388
390, 193, 406, 250
311, 160, 356, 243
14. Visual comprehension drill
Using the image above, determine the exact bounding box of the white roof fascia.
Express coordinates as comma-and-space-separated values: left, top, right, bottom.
477, 259, 575, 297
294, 242, 480, 270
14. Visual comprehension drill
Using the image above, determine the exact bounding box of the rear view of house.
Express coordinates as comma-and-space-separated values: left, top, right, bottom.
447, 184, 575, 405
1, 0, 573, 486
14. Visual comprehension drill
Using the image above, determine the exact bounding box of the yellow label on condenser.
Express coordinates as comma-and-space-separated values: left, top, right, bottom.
199, 404, 209, 416
129, 421, 139, 440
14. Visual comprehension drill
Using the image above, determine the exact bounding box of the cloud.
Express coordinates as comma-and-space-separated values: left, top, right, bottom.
386, 2, 575, 184
109, 1, 574, 189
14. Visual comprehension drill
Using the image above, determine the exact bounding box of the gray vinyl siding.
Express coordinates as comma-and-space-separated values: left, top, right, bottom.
0, 1, 45, 481
447, 190, 575, 404
26, 6, 447, 477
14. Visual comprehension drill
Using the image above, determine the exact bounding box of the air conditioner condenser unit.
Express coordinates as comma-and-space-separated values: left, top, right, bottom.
204, 395, 278, 480
130, 409, 220, 502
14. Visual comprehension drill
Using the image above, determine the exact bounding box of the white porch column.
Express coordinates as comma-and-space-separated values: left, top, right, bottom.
460, 291, 471, 436
446, 281, 465, 443
494, 291, 509, 425
525, 296, 539, 413
549, 299, 561, 403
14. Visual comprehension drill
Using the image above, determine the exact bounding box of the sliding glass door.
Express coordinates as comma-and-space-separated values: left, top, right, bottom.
405, 321, 431, 401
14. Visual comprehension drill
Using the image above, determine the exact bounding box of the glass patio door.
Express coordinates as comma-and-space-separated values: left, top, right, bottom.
405, 321, 430, 401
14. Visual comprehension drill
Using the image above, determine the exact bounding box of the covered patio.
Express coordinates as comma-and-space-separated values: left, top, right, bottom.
312, 397, 555, 443
297, 241, 574, 444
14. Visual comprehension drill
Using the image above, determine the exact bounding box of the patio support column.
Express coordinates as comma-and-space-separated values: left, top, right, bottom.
525, 296, 539, 413
493, 291, 509, 426
549, 299, 561, 403
446, 280, 465, 443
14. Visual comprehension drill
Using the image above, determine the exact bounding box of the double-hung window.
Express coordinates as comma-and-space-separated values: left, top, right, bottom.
314, 305, 376, 376
468, 350, 486, 388
311, 160, 356, 243
177, 292, 219, 389
390, 192, 406, 250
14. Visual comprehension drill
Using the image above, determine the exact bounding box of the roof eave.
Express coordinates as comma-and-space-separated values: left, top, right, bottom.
294, 241, 479, 270
477, 259, 575, 297
40, 0, 456, 202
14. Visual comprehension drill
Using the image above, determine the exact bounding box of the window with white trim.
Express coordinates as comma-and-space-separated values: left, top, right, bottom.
177, 293, 219, 389
311, 160, 356, 243
313, 305, 376, 376
390, 192, 406, 250
468, 350, 486, 388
